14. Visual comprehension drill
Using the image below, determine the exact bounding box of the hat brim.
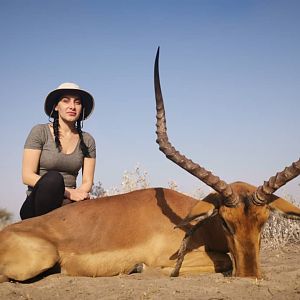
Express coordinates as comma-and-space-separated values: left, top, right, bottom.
44, 88, 94, 120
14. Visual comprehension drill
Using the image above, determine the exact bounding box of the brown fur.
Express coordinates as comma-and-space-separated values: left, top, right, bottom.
187, 182, 300, 278
0, 184, 298, 281
0, 188, 231, 281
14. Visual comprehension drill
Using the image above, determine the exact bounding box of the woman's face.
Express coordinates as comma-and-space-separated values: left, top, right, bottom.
55, 94, 83, 123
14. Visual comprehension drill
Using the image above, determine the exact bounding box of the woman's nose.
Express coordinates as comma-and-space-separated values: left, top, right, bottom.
69, 101, 76, 109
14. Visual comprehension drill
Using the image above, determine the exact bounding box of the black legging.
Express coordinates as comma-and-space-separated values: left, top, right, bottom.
20, 171, 65, 220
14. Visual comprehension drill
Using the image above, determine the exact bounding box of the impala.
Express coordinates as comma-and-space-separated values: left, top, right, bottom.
0, 49, 299, 282
154, 47, 300, 278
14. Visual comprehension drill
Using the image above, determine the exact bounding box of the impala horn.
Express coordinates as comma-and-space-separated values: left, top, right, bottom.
154, 47, 239, 207
253, 159, 300, 205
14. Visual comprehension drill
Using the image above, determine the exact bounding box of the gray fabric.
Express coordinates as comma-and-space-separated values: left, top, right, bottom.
24, 124, 96, 192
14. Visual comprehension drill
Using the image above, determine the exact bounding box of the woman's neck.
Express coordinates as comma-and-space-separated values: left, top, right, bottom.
58, 118, 77, 135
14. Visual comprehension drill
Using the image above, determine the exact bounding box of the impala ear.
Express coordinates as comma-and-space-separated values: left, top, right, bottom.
268, 197, 300, 220
176, 201, 217, 228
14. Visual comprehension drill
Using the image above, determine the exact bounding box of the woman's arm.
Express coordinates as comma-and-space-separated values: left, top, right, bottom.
64, 157, 96, 201
22, 149, 42, 187
79, 157, 96, 193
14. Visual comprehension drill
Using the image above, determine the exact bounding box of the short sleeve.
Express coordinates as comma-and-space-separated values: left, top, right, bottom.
24, 124, 47, 150
83, 132, 96, 158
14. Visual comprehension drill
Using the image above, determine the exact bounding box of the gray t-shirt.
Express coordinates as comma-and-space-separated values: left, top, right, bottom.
24, 124, 96, 193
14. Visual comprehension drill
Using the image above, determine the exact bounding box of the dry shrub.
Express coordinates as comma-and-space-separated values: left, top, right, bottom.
167, 180, 179, 191
261, 212, 300, 249
120, 165, 150, 193
90, 181, 106, 198
261, 195, 300, 249
0, 209, 12, 230
91, 164, 150, 197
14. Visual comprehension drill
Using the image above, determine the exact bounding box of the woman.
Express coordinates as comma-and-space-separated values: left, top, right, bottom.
20, 82, 96, 220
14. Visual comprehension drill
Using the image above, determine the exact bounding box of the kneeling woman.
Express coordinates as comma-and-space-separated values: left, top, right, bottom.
20, 83, 96, 219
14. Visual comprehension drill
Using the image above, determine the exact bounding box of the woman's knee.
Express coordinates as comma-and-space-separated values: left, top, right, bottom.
41, 171, 64, 187
44, 170, 63, 181
36, 171, 65, 197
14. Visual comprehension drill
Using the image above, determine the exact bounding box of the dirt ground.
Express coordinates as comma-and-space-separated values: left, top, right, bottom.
0, 245, 299, 300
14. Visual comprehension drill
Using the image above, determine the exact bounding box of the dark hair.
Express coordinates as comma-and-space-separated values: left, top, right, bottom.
76, 119, 90, 157
52, 113, 90, 158
53, 113, 62, 152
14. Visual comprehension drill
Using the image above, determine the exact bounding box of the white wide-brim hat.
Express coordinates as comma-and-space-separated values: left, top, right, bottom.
44, 82, 94, 120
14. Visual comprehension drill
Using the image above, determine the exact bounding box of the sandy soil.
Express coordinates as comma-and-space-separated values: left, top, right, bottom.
0, 245, 299, 300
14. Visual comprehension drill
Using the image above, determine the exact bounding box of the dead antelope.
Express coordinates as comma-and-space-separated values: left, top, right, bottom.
0, 188, 233, 282
0, 50, 299, 283
154, 47, 300, 278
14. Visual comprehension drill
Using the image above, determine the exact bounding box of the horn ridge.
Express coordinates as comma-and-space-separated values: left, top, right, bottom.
254, 158, 300, 204
154, 48, 238, 207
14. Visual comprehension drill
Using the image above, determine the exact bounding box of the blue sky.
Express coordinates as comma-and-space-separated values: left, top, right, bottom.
1, 0, 299, 220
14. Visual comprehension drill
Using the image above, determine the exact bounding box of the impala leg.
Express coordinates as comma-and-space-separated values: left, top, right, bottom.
161, 250, 232, 276
0, 230, 59, 281
170, 231, 191, 277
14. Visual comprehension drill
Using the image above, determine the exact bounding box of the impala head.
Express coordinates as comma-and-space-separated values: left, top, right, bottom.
154, 47, 300, 278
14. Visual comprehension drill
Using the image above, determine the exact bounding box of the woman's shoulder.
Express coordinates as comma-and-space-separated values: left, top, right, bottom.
27, 123, 50, 135
25, 124, 50, 149
81, 131, 96, 154
28, 123, 51, 137
30, 123, 49, 131
81, 131, 95, 143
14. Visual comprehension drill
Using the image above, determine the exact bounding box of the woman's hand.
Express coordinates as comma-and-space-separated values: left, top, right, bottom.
65, 188, 90, 202
64, 158, 96, 202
